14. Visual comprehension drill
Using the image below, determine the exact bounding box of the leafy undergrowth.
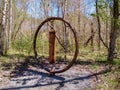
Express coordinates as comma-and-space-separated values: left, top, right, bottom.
94, 59, 120, 90
96, 69, 120, 90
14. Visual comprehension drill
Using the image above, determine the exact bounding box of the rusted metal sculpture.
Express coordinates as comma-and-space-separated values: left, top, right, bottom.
49, 30, 56, 64
33, 17, 79, 74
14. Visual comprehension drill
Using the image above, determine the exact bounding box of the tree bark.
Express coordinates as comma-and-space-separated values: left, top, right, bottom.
8, 0, 12, 49
108, 0, 119, 61
0, 0, 8, 55
96, 0, 101, 50
91, 22, 94, 51
96, 0, 108, 50
4, 6, 9, 54
105, 7, 109, 47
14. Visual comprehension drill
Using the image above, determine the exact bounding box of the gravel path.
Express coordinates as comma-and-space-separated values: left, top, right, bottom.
0, 63, 100, 90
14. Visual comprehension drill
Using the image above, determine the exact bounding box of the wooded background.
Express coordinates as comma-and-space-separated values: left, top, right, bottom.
0, 0, 120, 61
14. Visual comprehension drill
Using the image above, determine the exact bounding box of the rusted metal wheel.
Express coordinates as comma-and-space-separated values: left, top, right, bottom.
33, 17, 79, 74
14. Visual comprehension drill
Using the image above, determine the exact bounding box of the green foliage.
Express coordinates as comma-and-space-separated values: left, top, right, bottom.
12, 36, 33, 55
91, 0, 112, 21
90, 64, 100, 69
117, 19, 120, 29
113, 59, 120, 68
97, 70, 120, 90
36, 34, 49, 55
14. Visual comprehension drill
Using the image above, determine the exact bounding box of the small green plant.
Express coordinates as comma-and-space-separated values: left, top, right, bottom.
90, 64, 100, 69
12, 36, 33, 55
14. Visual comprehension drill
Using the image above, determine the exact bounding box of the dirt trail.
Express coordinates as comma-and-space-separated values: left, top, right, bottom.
0, 60, 109, 90
0, 66, 98, 90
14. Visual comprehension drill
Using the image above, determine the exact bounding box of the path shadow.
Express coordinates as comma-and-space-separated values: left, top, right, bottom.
0, 56, 112, 90
0, 54, 26, 70
0, 68, 111, 90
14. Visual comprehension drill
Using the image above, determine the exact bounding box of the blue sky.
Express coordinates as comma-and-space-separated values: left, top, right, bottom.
81, 0, 96, 17
26, 0, 95, 18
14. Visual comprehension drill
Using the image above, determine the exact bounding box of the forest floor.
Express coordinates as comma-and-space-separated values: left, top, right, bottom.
0, 55, 120, 90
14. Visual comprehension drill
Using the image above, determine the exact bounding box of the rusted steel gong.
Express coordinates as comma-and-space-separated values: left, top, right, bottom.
33, 17, 79, 74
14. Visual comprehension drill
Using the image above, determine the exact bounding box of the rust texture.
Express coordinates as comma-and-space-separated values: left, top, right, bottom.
49, 30, 56, 63
33, 17, 79, 74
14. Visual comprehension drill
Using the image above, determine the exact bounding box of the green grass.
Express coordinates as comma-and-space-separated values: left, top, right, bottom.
0, 56, 13, 70
0, 53, 27, 71
90, 64, 100, 69
97, 70, 120, 90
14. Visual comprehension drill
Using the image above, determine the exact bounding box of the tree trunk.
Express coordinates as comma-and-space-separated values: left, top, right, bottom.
83, 23, 86, 46
96, 0, 101, 50
91, 22, 94, 51
0, 0, 8, 55
107, 0, 119, 61
8, 0, 12, 49
105, 7, 108, 47
4, 8, 9, 54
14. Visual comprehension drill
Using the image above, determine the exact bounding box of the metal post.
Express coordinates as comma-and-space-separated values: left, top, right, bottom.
49, 30, 56, 63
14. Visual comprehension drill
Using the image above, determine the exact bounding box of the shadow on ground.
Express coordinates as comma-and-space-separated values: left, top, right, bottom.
0, 56, 112, 90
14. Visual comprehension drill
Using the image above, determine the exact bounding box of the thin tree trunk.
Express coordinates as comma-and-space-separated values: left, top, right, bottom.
5, 6, 9, 54
13, 18, 24, 40
83, 23, 86, 46
84, 30, 96, 47
108, 0, 119, 61
105, 19, 108, 46
8, 0, 12, 49
0, 0, 8, 55
105, 8, 108, 47
91, 22, 94, 51
62, 0, 68, 60
96, 0, 101, 50
78, 0, 81, 45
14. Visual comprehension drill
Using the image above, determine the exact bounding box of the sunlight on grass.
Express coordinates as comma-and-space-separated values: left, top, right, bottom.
97, 72, 119, 90
90, 64, 100, 69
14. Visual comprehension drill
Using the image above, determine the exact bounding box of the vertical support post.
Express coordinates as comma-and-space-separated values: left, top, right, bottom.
49, 30, 56, 63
